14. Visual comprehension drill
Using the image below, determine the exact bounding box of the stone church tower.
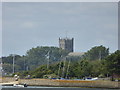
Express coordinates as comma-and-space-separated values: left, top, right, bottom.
59, 37, 74, 52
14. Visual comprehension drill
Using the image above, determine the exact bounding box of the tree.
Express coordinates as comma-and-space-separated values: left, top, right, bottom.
1, 46, 69, 74
2, 54, 22, 73
83, 45, 109, 60
26, 46, 69, 70
105, 50, 120, 75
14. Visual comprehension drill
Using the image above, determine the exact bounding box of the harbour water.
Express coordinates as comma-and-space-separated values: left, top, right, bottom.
1, 86, 118, 90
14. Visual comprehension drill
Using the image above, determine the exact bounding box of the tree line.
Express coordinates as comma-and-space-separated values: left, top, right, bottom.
2, 46, 69, 73
1, 45, 120, 80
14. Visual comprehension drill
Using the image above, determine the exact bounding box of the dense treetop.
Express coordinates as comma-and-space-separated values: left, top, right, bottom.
83, 45, 109, 60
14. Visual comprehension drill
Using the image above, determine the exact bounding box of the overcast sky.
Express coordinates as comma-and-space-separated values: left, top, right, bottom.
2, 2, 118, 56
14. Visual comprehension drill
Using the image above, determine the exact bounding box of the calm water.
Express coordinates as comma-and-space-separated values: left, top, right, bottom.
1, 86, 117, 90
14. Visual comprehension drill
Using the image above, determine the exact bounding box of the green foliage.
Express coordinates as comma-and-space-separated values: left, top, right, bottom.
2, 55, 21, 64
26, 46, 69, 70
1, 46, 69, 73
26, 60, 100, 79
2, 45, 119, 80
2, 55, 13, 64
83, 45, 109, 60
2, 64, 13, 73
43, 74, 59, 79
105, 50, 120, 75
29, 65, 54, 78
17, 50, 119, 79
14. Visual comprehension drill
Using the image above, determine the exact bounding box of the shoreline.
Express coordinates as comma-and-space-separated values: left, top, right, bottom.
18, 79, 120, 89
1, 84, 120, 89
1, 77, 120, 89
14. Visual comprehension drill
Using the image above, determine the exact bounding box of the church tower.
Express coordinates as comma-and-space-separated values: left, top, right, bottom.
59, 37, 74, 52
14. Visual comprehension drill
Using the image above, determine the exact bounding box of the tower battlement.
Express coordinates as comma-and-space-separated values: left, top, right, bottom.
59, 37, 74, 52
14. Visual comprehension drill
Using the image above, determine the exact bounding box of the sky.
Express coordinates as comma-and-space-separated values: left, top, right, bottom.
0, 2, 2, 57
2, 2, 118, 56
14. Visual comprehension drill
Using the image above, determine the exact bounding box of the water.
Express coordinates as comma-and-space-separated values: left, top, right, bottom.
1, 86, 117, 90
2, 86, 65, 88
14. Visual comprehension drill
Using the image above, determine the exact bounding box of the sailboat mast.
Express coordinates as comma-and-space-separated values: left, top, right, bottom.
13, 55, 15, 73
65, 60, 71, 79
62, 57, 66, 78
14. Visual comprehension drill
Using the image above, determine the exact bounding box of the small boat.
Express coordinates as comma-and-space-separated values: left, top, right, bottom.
13, 84, 27, 87
85, 77, 98, 81
91, 77, 98, 80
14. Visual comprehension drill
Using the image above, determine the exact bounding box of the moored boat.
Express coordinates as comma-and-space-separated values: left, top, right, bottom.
13, 83, 27, 87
